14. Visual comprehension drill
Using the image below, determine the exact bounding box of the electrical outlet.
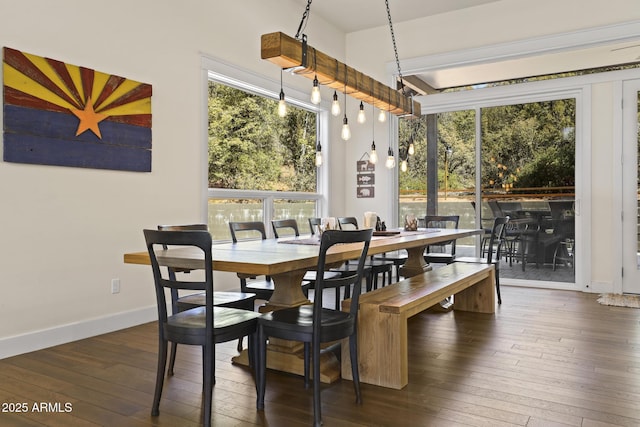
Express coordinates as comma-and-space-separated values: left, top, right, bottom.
111, 278, 121, 294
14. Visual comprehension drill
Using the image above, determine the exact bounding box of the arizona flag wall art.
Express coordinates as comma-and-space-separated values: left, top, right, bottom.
3, 47, 152, 172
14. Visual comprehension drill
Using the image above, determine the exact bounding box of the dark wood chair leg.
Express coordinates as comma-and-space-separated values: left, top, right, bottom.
168, 342, 177, 375
312, 342, 322, 427
304, 342, 310, 389
496, 268, 502, 304
246, 333, 255, 370
256, 326, 267, 411
349, 332, 362, 404
202, 343, 213, 427
151, 339, 168, 416
343, 283, 351, 304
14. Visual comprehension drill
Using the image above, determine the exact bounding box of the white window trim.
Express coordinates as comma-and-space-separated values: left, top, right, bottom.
394, 21, 640, 80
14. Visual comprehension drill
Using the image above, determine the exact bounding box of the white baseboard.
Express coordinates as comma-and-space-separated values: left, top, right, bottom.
585, 281, 613, 294
501, 278, 579, 291
0, 306, 157, 360
502, 279, 613, 294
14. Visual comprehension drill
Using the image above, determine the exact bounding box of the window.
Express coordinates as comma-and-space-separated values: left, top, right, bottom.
206, 66, 323, 241
398, 115, 427, 220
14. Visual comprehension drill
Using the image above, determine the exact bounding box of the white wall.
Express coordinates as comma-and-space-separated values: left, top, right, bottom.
1, 0, 638, 358
590, 82, 616, 290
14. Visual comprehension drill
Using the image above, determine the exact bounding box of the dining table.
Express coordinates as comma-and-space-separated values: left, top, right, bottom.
124, 227, 482, 383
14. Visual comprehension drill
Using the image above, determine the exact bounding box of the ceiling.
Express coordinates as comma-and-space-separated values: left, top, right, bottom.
294, 0, 501, 33
291, 0, 640, 92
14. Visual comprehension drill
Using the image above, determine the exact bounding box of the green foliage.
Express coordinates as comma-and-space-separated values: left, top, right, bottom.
481, 100, 575, 191
438, 110, 476, 189
516, 143, 575, 188
401, 98, 576, 195
208, 82, 316, 192
399, 116, 427, 193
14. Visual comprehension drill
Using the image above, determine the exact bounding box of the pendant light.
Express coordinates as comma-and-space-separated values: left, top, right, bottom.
330, 60, 341, 116
341, 115, 351, 141
310, 48, 321, 105
407, 99, 415, 156
331, 91, 341, 116
341, 64, 351, 141
369, 93, 378, 164
370, 141, 378, 164
357, 101, 366, 124
385, 146, 396, 169
385, 97, 395, 169
315, 141, 322, 167
277, 69, 287, 118
378, 78, 386, 122
311, 76, 321, 104
355, 73, 366, 124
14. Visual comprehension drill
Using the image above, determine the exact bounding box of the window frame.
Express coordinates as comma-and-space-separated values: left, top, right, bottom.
201, 55, 329, 239
413, 73, 592, 290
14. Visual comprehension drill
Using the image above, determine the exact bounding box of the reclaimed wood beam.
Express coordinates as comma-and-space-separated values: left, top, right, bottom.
261, 32, 421, 117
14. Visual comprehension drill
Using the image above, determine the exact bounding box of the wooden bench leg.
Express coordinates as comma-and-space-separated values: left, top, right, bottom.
453, 268, 496, 313
342, 305, 408, 389
341, 265, 496, 390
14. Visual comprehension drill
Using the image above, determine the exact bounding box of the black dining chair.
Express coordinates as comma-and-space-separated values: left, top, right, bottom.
256, 228, 372, 427
423, 215, 460, 264
158, 224, 257, 373
144, 229, 260, 427
471, 201, 494, 256
229, 221, 310, 300
312, 216, 374, 300
271, 218, 303, 238
454, 216, 509, 304
308, 217, 322, 235
334, 216, 394, 289
272, 219, 343, 306
372, 249, 407, 282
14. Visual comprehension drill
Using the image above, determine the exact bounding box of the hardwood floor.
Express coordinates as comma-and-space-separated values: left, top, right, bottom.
1, 286, 639, 426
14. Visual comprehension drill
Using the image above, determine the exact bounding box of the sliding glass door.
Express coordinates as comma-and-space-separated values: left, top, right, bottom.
406, 90, 579, 286
480, 99, 576, 283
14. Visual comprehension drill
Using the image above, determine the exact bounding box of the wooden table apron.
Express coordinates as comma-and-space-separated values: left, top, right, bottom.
123, 228, 481, 383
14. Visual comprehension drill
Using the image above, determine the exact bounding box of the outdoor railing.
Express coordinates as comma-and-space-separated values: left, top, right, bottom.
399, 185, 577, 201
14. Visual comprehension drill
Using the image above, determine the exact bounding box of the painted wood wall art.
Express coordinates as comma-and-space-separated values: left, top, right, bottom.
356, 158, 374, 198
3, 47, 152, 171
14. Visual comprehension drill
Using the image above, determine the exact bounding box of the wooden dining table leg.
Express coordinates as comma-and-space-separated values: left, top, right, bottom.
258, 269, 309, 312
398, 244, 455, 311
231, 269, 342, 383
398, 245, 432, 278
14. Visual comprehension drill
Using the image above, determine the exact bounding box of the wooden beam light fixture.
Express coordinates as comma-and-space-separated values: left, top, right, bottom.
261, 31, 421, 118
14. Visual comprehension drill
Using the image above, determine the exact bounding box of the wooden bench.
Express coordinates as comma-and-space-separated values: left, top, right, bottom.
341, 262, 495, 389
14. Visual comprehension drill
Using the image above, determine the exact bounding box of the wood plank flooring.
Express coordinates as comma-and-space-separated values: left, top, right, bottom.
1, 286, 639, 426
